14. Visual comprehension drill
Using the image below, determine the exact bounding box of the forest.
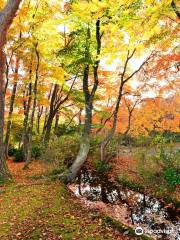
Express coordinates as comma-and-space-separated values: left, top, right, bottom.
0, 0, 179, 239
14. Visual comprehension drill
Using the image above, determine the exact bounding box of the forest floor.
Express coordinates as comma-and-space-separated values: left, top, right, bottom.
0, 159, 138, 240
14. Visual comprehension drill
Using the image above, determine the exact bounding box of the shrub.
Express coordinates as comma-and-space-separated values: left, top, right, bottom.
135, 146, 180, 195
103, 135, 120, 162
13, 148, 24, 162
133, 135, 152, 147
55, 124, 77, 136
94, 160, 111, 174
152, 134, 167, 146
11, 122, 23, 144
163, 167, 180, 187
90, 135, 120, 165
0, 176, 4, 185
162, 131, 180, 143
118, 173, 142, 191
31, 143, 42, 159
8, 146, 17, 157
41, 135, 80, 169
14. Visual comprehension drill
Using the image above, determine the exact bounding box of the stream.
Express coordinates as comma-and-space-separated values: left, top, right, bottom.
68, 169, 180, 240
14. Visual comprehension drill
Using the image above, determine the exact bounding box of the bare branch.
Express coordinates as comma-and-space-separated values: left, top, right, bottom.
123, 53, 153, 83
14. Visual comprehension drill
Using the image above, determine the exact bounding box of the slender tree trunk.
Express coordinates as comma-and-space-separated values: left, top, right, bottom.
100, 88, 123, 162
77, 108, 82, 133
54, 112, 59, 134
124, 113, 132, 136
43, 84, 58, 142
100, 49, 148, 162
24, 44, 40, 169
42, 85, 53, 135
44, 76, 76, 142
36, 106, 43, 134
4, 57, 19, 158
22, 82, 32, 161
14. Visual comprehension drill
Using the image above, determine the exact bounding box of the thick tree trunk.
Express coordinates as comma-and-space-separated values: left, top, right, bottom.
43, 114, 54, 142
5, 56, 10, 94
4, 58, 19, 158
64, 135, 90, 183
63, 65, 91, 183
0, 0, 22, 179
0, 50, 10, 179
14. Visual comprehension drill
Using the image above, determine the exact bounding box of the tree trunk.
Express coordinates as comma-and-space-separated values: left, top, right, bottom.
43, 114, 54, 143
64, 135, 90, 183
100, 89, 123, 162
0, 0, 22, 179
100, 49, 147, 162
43, 84, 58, 143
24, 43, 40, 169
5, 56, 10, 94
124, 112, 132, 136
54, 113, 59, 134
36, 106, 43, 134
22, 82, 32, 161
0, 50, 10, 179
4, 57, 19, 158
63, 20, 101, 183
42, 84, 53, 136
63, 65, 91, 182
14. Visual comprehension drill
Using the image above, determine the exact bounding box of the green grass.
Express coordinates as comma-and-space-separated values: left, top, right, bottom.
0, 179, 129, 239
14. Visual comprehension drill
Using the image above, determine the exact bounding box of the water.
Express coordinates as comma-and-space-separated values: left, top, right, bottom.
69, 169, 180, 240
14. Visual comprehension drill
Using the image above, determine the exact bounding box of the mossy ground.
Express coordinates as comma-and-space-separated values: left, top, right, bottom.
0, 160, 135, 240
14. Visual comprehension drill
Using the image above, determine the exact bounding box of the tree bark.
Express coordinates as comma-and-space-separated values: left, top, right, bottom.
54, 112, 60, 134
100, 86, 123, 162
43, 83, 58, 142
44, 113, 55, 142
4, 57, 19, 158
100, 50, 151, 162
24, 43, 40, 169
22, 82, 32, 162
42, 84, 53, 135
36, 106, 43, 134
64, 20, 101, 182
0, 50, 10, 179
43, 76, 76, 142
63, 135, 90, 183
0, 0, 22, 179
